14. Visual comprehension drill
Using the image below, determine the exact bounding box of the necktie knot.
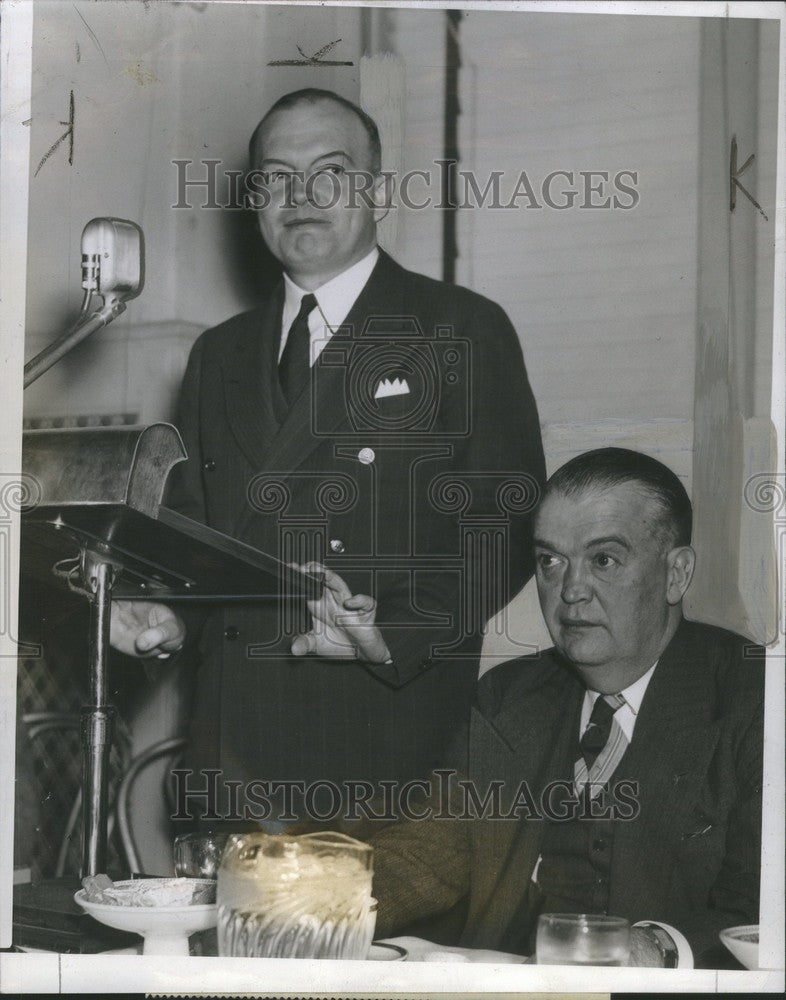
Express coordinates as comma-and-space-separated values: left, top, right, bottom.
279, 293, 318, 404
580, 693, 624, 769
295, 293, 318, 323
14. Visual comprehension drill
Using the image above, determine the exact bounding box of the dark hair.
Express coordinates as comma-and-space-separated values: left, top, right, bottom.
249, 88, 382, 173
545, 447, 693, 547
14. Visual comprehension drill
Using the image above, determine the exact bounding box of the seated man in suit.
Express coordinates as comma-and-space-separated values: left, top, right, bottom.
296, 448, 764, 967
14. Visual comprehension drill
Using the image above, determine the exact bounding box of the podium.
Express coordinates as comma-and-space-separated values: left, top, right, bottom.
21, 423, 321, 876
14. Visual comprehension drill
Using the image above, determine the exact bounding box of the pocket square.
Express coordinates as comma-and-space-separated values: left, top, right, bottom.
375, 377, 410, 399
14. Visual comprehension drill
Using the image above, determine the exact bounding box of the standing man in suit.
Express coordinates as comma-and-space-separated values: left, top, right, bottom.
110, 89, 545, 821
304, 449, 764, 967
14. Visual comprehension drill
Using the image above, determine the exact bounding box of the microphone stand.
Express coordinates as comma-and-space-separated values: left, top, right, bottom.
23, 297, 126, 389
81, 555, 116, 877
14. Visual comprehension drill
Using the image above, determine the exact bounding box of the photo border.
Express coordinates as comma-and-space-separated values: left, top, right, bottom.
0, 0, 783, 993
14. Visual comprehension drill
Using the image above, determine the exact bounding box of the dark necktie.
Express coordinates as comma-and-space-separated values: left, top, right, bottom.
279, 293, 317, 404
574, 693, 627, 800
579, 694, 621, 769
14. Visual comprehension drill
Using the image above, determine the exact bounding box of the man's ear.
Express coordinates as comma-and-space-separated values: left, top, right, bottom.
665, 545, 695, 605
371, 171, 394, 224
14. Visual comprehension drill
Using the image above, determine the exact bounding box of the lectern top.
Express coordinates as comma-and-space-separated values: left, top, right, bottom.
21, 424, 322, 602
22, 423, 186, 518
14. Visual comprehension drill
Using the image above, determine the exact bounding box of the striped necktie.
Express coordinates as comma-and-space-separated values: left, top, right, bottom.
574, 692, 628, 800
279, 292, 317, 404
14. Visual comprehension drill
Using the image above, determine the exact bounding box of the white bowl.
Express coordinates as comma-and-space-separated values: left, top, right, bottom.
74, 879, 218, 955
719, 924, 759, 970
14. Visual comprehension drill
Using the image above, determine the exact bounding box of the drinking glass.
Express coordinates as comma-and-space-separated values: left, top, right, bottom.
174, 831, 231, 879
217, 830, 376, 959
536, 913, 630, 966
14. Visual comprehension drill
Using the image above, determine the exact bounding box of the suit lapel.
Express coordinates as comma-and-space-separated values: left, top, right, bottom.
261, 252, 409, 475
616, 619, 722, 817
220, 287, 284, 470
610, 619, 723, 915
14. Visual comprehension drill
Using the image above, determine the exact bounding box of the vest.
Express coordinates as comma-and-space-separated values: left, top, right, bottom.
535, 720, 630, 917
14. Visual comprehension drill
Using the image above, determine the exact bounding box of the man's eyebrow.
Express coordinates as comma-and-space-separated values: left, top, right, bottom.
533, 535, 631, 553
258, 151, 356, 171
311, 150, 353, 164
585, 535, 631, 550
258, 157, 297, 169
533, 537, 562, 553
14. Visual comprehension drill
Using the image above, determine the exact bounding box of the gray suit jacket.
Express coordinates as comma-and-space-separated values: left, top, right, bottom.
372, 619, 764, 967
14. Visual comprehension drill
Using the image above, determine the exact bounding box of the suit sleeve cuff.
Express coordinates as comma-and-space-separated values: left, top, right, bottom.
633, 921, 694, 969
366, 627, 440, 687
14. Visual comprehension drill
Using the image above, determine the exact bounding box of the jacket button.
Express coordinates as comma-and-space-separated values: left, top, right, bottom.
329, 539, 345, 553
357, 447, 375, 465
592, 838, 606, 852
203, 459, 216, 472
224, 626, 239, 641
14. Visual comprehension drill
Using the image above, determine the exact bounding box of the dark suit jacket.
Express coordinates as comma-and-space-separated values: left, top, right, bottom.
165, 250, 545, 800
372, 619, 764, 967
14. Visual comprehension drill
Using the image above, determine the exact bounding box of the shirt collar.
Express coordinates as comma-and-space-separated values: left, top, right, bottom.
582, 660, 658, 743
615, 660, 658, 716
282, 246, 379, 333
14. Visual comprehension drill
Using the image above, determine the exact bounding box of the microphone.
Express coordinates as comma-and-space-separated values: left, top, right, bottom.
80, 218, 144, 306
24, 218, 144, 388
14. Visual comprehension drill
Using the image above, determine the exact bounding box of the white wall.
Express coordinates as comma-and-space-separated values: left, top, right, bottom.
389, 9, 446, 279
455, 12, 702, 434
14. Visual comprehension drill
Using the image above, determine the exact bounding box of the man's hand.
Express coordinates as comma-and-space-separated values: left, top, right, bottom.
110, 600, 186, 659
291, 563, 391, 664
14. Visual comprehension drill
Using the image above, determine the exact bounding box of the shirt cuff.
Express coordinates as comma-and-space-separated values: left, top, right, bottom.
633, 920, 694, 969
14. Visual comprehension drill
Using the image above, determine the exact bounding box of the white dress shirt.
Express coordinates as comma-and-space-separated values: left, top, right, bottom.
279, 247, 379, 365
580, 661, 658, 743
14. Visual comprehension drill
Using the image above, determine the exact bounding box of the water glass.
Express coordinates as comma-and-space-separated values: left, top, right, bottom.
174, 831, 231, 879
217, 830, 375, 959
536, 913, 630, 966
